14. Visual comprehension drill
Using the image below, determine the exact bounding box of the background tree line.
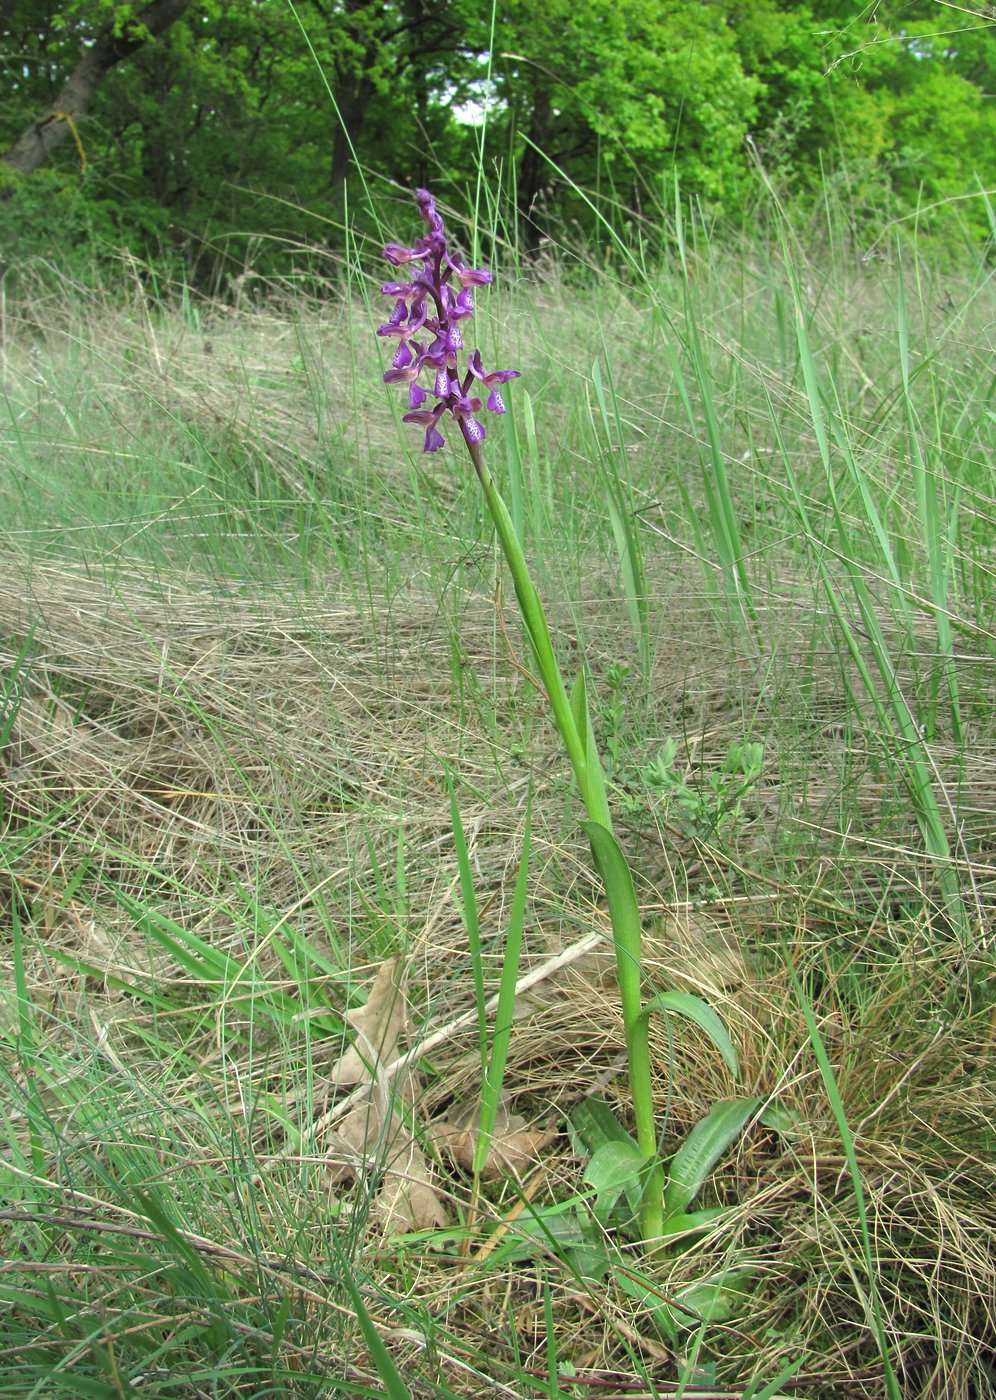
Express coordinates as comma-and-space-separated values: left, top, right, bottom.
1, 0, 993, 284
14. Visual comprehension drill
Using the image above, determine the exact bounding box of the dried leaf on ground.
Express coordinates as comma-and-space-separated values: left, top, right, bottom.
324, 1099, 391, 1185
373, 1125, 450, 1232
432, 1093, 554, 1180
320, 957, 450, 1229
327, 1102, 450, 1229
330, 956, 407, 1087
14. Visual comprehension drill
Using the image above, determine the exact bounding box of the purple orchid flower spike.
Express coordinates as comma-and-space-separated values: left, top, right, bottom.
378, 190, 519, 452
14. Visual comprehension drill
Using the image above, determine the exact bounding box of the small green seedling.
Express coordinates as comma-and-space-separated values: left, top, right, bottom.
641, 736, 764, 840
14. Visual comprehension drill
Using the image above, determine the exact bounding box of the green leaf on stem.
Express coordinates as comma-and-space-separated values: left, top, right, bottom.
581, 820, 664, 1242
638, 990, 739, 1077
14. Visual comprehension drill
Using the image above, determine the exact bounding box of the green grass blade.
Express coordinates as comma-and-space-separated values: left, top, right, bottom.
504, 380, 527, 545
337, 1266, 413, 1400
896, 255, 963, 746
782, 236, 967, 934
590, 357, 651, 676
110, 885, 303, 1027
789, 966, 902, 1400
476, 794, 530, 1175
447, 768, 487, 1079
673, 183, 752, 612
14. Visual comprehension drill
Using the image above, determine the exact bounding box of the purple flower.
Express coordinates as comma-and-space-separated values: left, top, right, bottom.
467, 349, 521, 414
383, 243, 419, 267
377, 299, 410, 338
379, 190, 518, 453
403, 407, 448, 453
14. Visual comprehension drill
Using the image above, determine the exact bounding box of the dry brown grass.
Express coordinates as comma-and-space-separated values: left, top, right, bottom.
1, 546, 993, 1398
1, 266, 994, 1394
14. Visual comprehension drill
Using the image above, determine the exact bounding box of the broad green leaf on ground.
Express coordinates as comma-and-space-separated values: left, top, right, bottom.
663, 1097, 762, 1223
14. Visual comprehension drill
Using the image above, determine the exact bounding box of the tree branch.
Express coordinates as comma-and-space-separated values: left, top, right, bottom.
1, 0, 193, 180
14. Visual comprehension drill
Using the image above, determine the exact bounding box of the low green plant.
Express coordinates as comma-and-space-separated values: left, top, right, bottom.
483, 1084, 783, 1342
597, 660, 632, 776
641, 737, 765, 841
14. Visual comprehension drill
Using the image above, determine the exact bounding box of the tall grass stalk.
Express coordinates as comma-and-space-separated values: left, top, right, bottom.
513, 149, 755, 616
670, 190, 753, 613
790, 962, 902, 1400
896, 252, 963, 748
781, 236, 969, 934
589, 357, 651, 678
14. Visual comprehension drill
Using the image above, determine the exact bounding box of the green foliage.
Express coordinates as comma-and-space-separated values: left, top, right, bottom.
640, 737, 765, 841
490, 0, 760, 214
1, 0, 993, 278
481, 1091, 765, 1338
0, 168, 152, 282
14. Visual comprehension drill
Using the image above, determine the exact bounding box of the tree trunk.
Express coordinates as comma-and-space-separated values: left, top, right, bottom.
325, 0, 382, 199
518, 89, 554, 254
1, 0, 192, 180
330, 70, 375, 196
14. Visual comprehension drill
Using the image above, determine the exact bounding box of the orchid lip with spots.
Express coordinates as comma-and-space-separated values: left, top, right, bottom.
377, 189, 519, 452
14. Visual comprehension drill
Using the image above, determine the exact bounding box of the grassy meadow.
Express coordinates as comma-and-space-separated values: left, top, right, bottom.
0, 192, 994, 1398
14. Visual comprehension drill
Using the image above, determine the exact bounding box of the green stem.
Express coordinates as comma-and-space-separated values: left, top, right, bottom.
468, 438, 597, 818
467, 434, 662, 1243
